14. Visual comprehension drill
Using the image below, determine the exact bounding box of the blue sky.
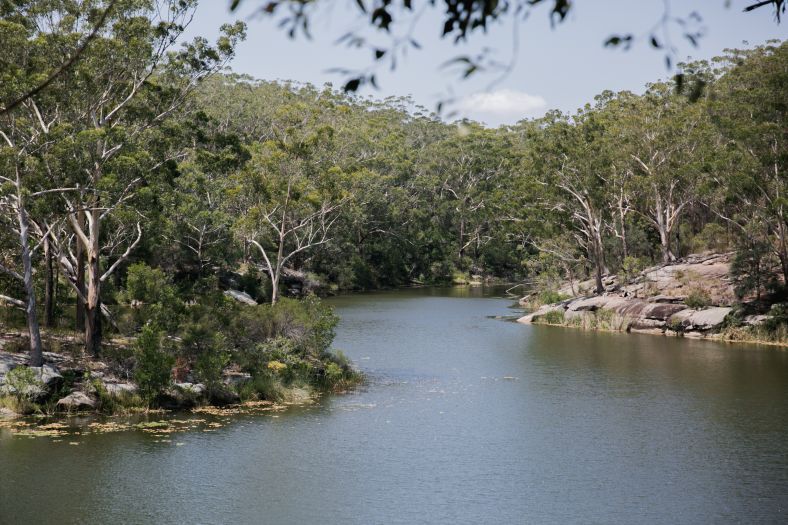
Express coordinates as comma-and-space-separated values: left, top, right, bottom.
183, 0, 786, 126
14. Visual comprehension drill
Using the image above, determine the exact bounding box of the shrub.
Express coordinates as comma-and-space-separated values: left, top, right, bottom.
621, 256, 647, 284
119, 263, 185, 332
692, 223, 730, 253
764, 303, 788, 333
237, 372, 286, 402
685, 288, 712, 309
133, 326, 174, 402
180, 321, 230, 390
540, 310, 565, 325
0, 366, 44, 413
537, 290, 569, 306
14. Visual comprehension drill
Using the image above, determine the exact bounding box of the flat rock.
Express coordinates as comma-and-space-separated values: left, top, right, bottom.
517, 304, 564, 324
29, 365, 63, 388
174, 382, 206, 396
103, 382, 138, 397
744, 315, 768, 326
671, 307, 732, 332
222, 372, 252, 386
647, 295, 686, 304
224, 289, 258, 306
56, 391, 96, 411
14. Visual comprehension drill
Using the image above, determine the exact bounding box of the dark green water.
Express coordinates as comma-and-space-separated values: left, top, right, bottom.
2, 287, 788, 524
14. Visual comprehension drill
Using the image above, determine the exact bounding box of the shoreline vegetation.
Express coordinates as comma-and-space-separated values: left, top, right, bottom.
0, 294, 363, 422
517, 252, 788, 348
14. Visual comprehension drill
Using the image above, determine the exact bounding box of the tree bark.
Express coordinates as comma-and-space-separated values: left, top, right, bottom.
17, 200, 44, 367
659, 225, 675, 264
84, 208, 102, 357
44, 237, 55, 328
75, 210, 86, 331
593, 240, 605, 295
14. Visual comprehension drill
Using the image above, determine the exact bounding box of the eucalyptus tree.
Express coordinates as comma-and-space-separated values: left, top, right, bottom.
618, 82, 714, 263
232, 102, 347, 304
522, 110, 615, 294
413, 124, 512, 270
9, 0, 245, 356
709, 41, 788, 284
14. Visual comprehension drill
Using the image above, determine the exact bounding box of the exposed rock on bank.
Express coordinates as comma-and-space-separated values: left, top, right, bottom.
517, 253, 751, 338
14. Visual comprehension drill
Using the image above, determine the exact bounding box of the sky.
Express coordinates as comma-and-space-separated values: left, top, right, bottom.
181, 0, 786, 126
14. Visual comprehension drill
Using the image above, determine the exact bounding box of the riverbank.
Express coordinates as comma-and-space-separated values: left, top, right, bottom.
0, 333, 361, 420
517, 252, 788, 347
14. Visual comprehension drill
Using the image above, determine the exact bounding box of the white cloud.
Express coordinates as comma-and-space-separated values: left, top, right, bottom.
457, 89, 547, 122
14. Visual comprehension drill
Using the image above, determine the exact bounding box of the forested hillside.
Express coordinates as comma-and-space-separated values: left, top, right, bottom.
0, 1, 786, 403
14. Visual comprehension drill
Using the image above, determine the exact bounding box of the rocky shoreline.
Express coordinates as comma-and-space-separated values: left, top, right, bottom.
0, 345, 320, 419
517, 253, 777, 343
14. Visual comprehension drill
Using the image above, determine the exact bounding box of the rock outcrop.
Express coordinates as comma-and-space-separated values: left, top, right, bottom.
517, 253, 741, 338
56, 391, 96, 411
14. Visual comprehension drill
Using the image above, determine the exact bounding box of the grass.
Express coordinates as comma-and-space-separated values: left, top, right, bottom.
539, 310, 566, 325
719, 323, 788, 346
534, 308, 632, 333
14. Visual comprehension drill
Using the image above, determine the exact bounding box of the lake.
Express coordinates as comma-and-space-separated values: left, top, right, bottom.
2, 287, 787, 524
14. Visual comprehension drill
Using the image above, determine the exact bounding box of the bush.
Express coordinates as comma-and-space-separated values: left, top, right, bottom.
685, 288, 712, 309
0, 366, 44, 413
537, 290, 569, 306
621, 256, 647, 284
230, 295, 338, 359
133, 326, 174, 402
180, 320, 230, 390
691, 223, 730, 253
764, 303, 788, 333
119, 263, 185, 332
540, 309, 566, 325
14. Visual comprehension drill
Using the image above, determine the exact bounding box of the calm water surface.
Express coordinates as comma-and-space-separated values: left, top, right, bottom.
2, 287, 788, 524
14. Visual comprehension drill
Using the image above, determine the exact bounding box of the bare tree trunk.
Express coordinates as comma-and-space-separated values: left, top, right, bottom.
17, 200, 43, 367
75, 210, 86, 331
458, 216, 465, 260
619, 206, 628, 260
777, 217, 788, 286
85, 208, 102, 357
44, 236, 55, 328
593, 240, 605, 295
270, 274, 279, 305
659, 225, 675, 264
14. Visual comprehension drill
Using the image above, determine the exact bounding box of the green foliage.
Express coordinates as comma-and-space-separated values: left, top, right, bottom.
133, 326, 175, 402
620, 256, 647, 284
685, 288, 712, 309
691, 223, 730, 254
539, 310, 566, 325
764, 303, 788, 333
536, 290, 569, 306
0, 366, 44, 407
118, 263, 186, 332
730, 240, 776, 300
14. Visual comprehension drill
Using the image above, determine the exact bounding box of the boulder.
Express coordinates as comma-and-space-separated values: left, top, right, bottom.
210, 387, 241, 406
222, 372, 252, 387
30, 365, 63, 389
0, 352, 27, 385
174, 382, 206, 396
103, 382, 138, 397
641, 303, 686, 321
671, 307, 732, 332
567, 296, 610, 312
517, 304, 564, 324
647, 295, 686, 304
56, 391, 96, 411
224, 289, 258, 306
744, 315, 768, 327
